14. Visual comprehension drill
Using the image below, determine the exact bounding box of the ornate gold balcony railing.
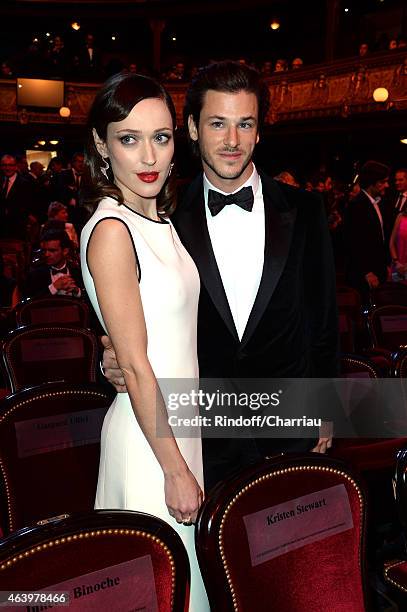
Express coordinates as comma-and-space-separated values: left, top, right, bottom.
0, 51, 406, 127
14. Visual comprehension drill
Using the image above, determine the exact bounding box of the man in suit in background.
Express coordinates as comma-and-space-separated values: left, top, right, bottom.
394, 168, 407, 214
56, 152, 87, 229
73, 33, 102, 81
23, 229, 82, 299
0, 154, 34, 239
345, 161, 391, 302
57, 152, 85, 205
102, 61, 338, 490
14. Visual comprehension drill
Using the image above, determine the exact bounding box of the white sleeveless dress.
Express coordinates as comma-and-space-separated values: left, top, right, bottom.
80, 197, 209, 611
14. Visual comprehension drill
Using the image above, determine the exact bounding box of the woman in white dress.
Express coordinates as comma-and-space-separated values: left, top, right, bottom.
80, 72, 209, 611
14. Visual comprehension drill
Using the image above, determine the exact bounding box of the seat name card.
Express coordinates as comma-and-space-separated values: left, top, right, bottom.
31, 306, 80, 324
20, 337, 84, 361
15, 408, 107, 458
1, 555, 158, 611
380, 314, 407, 332
243, 484, 353, 566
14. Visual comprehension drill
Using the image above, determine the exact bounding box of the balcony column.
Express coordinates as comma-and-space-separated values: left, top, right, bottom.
325, 0, 340, 61
149, 19, 166, 74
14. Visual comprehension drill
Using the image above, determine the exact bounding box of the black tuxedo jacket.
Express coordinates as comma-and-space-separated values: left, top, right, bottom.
23, 264, 83, 300
56, 169, 80, 196
172, 171, 338, 489
345, 190, 389, 293
173, 171, 338, 379
0, 174, 34, 239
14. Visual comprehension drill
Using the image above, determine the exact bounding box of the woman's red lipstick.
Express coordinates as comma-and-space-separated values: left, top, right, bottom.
137, 172, 159, 183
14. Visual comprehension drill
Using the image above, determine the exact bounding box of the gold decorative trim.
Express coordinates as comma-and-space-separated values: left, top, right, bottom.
343, 358, 378, 378
217, 465, 365, 611
0, 528, 177, 606
0, 456, 14, 532
384, 560, 407, 592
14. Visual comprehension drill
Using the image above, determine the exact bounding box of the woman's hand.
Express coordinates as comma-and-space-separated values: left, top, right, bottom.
164, 468, 204, 525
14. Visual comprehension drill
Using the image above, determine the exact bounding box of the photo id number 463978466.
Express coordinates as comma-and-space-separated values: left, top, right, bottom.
0, 591, 70, 607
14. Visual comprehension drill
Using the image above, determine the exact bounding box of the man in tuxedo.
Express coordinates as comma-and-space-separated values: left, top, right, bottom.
101, 61, 338, 490
23, 229, 82, 299
56, 152, 87, 229
56, 152, 85, 204
345, 161, 391, 301
73, 33, 103, 81
394, 168, 407, 214
0, 154, 34, 239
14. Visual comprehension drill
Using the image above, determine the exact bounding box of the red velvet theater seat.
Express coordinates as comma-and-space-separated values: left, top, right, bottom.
384, 445, 407, 596
369, 282, 407, 308
331, 354, 406, 473
367, 304, 407, 352
2, 324, 98, 392
0, 382, 113, 534
14, 295, 90, 328
196, 455, 369, 612
0, 510, 190, 612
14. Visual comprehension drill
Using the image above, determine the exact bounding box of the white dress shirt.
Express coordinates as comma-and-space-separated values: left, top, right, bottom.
49, 263, 81, 297
396, 191, 407, 212
204, 165, 265, 340
2, 172, 17, 197
362, 189, 384, 240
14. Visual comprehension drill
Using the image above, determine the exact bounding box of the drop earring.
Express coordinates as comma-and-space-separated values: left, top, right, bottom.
168, 162, 174, 177
101, 157, 110, 180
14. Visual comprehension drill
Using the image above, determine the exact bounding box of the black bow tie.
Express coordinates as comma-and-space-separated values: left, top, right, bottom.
51, 266, 68, 275
208, 186, 254, 217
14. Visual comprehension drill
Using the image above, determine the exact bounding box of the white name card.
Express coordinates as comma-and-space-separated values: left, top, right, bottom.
14, 408, 107, 458
1, 555, 159, 612
243, 484, 354, 566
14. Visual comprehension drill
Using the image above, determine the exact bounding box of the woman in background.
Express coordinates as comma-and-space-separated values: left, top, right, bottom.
390, 209, 407, 281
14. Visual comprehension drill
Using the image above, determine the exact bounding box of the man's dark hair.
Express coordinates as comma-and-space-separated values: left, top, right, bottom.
40, 229, 71, 250
71, 152, 84, 163
183, 60, 270, 154
359, 160, 390, 189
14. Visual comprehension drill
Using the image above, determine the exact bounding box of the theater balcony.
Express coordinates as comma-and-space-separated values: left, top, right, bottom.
0, 51, 406, 131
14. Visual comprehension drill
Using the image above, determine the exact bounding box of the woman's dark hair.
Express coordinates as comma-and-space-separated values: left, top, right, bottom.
183, 60, 270, 156
85, 71, 177, 216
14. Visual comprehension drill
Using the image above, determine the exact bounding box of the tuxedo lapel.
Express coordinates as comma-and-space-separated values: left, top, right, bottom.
240, 174, 297, 348
176, 177, 239, 342
361, 192, 383, 237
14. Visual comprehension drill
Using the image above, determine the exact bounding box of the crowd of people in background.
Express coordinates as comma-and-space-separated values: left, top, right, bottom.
0, 32, 308, 84
0, 151, 88, 307
359, 33, 407, 58
273, 163, 407, 298
1, 144, 406, 311
1, 25, 406, 85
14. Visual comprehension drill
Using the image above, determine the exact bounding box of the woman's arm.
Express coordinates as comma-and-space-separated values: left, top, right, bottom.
390, 214, 402, 261
88, 219, 203, 523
